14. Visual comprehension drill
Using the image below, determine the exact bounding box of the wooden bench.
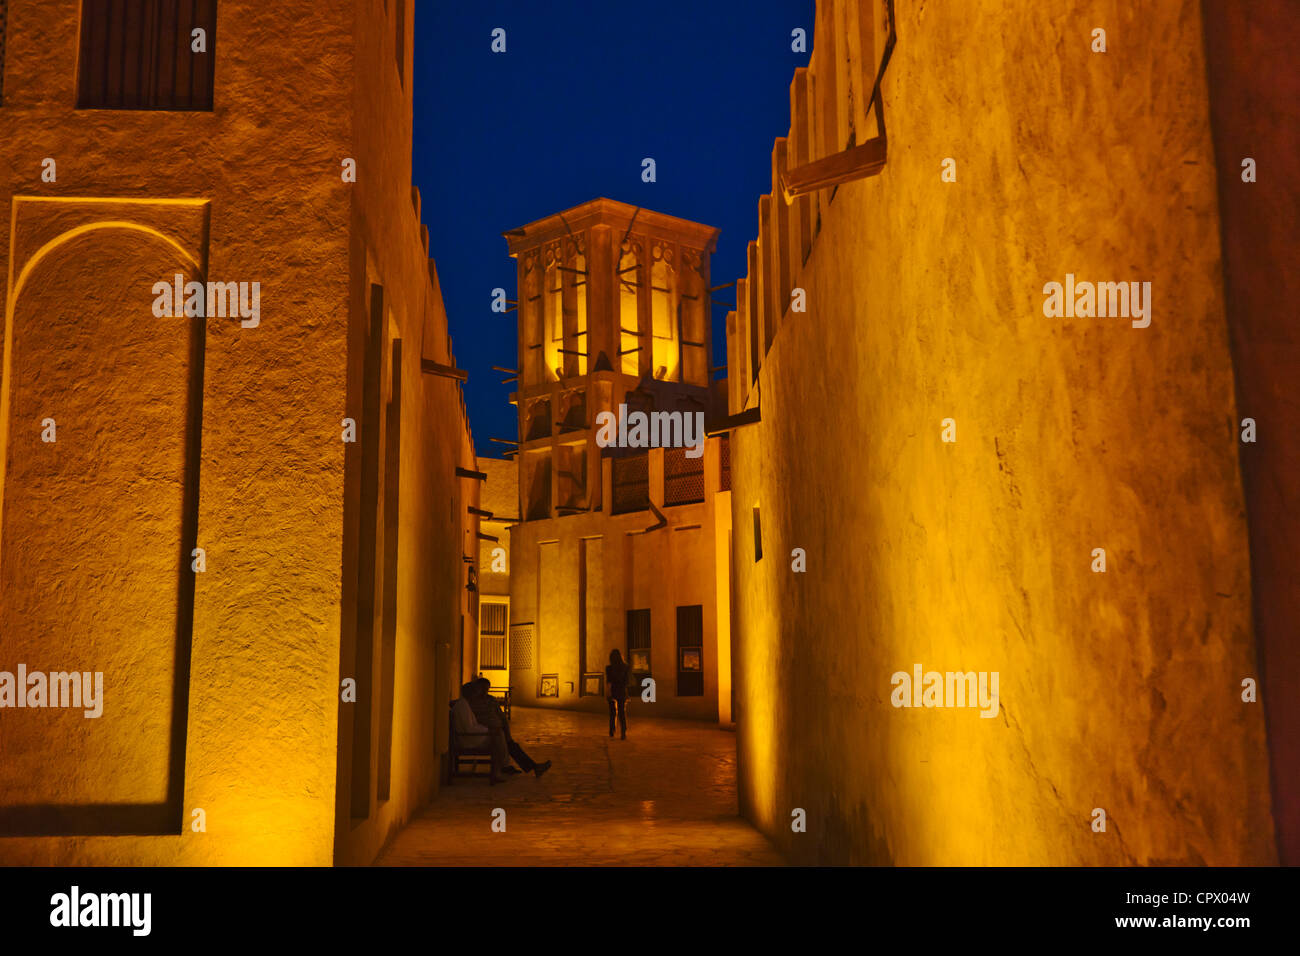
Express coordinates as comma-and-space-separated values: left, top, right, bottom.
446, 700, 494, 784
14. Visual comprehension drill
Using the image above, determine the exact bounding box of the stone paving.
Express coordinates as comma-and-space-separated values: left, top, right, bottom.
375, 706, 786, 866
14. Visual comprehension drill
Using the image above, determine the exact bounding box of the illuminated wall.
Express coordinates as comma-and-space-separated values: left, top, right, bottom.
504, 201, 730, 722
477, 457, 518, 600
1199, 0, 1300, 866
729, 0, 1279, 865
0, 0, 476, 866
508, 440, 730, 722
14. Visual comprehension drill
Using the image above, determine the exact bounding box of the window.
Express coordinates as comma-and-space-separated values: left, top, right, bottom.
664, 446, 704, 506
619, 246, 642, 375
524, 453, 551, 521
479, 602, 507, 671
676, 605, 704, 697
650, 249, 676, 379
556, 443, 586, 512
547, 264, 563, 342
558, 389, 586, 431
651, 255, 674, 340
77, 0, 218, 111
611, 452, 649, 514
482, 602, 507, 635
679, 258, 707, 384
522, 257, 543, 381
524, 396, 551, 441
627, 608, 651, 692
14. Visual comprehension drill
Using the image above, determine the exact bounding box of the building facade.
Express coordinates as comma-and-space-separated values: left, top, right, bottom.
474, 456, 516, 690
503, 199, 734, 723
726, 0, 1297, 865
0, 0, 478, 865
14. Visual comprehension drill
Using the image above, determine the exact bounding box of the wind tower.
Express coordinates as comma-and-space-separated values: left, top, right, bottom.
503, 198, 721, 520
499, 199, 733, 722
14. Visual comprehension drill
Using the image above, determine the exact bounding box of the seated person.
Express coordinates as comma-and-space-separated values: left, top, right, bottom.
469, 678, 551, 778
453, 681, 508, 784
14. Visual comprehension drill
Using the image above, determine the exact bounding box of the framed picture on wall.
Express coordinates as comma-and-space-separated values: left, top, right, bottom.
583, 673, 604, 697
630, 648, 650, 672
539, 674, 559, 698
680, 648, 702, 672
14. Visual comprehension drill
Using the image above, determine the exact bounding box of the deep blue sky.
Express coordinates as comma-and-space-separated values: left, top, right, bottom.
412, 0, 814, 457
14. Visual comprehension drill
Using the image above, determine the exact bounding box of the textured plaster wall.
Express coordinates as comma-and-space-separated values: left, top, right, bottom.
1200, 0, 1300, 864
732, 0, 1276, 865
0, 0, 354, 865
332, 0, 478, 867
0, 0, 473, 865
477, 456, 517, 598
509, 443, 725, 721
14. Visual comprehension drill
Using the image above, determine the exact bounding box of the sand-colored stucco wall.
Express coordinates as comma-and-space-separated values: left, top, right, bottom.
731, 0, 1276, 865
1200, 0, 1300, 865
0, 0, 475, 866
510, 442, 726, 721
0, 0, 355, 865
477, 456, 517, 599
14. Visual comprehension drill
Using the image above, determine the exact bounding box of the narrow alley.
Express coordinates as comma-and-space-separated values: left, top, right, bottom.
376, 709, 784, 866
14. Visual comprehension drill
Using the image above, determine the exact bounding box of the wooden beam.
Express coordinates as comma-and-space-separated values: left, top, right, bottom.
705, 405, 762, 437
477, 531, 499, 542
643, 501, 668, 534
468, 506, 493, 518
781, 135, 887, 201
455, 466, 488, 481
620, 207, 641, 246
421, 359, 468, 381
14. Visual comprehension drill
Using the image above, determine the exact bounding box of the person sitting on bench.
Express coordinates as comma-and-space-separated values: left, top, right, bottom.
469, 678, 551, 778
453, 681, 509, 784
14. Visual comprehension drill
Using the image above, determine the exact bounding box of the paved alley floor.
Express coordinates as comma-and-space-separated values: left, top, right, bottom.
375, 706, 786, 866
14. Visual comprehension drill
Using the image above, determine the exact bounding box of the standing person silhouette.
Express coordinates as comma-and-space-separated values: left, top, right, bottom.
606, 649, 629, 739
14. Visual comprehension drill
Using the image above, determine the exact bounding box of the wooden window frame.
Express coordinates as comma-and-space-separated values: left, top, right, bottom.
676, 605, 704, 697
76, 0, 218, 112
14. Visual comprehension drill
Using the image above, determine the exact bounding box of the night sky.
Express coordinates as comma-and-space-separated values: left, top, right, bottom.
412, 0, 815, 457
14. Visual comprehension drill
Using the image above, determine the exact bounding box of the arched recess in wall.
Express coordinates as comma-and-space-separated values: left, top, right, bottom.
0, 198, 209, 836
